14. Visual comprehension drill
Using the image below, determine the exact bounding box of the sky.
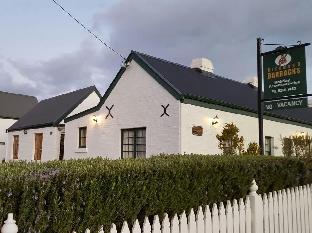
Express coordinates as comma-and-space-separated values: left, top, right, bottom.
0, 0, 312, 100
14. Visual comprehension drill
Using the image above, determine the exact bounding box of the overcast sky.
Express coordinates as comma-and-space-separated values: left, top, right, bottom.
0, 0, 311, 100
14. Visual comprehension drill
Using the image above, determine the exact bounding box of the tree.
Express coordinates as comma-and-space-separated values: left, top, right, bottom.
216, 123, 244, 155
245, 142, 260, 155
281, 134, 312, 157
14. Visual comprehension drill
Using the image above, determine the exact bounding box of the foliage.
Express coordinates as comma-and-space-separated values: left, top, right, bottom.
281, 134, 312, 157
0, 155, 310, 232
282, 137, 294, 157
245, 142, 260, 155
216, 123, 244, 155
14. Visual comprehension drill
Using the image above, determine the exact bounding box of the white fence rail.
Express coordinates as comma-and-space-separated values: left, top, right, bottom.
1, 180, 312, 233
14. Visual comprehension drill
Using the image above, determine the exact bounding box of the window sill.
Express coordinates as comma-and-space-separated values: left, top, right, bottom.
75, 148, 88, 153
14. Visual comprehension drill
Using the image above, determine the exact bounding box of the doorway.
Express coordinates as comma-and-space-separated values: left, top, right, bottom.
59, 134, 65, 160
34, 133, 43, 161
13, 135, 19, 159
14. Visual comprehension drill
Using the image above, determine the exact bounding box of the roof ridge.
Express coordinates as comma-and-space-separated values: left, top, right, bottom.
133, 51, 256, 89
133, 51, 192, 70
40, 85, 96, 102
0, 90, 37, 99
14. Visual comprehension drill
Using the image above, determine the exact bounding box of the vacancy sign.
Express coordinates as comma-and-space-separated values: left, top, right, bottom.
263, 46, 308, 110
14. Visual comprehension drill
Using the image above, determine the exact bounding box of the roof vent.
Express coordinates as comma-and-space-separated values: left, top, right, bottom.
244, 76, 258, 88
191, 58, 214, 73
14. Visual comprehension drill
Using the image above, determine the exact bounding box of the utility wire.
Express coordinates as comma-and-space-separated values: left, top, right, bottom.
51, 0, 126, 61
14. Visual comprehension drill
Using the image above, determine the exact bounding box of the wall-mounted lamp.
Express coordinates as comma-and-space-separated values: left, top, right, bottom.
24, 130, 27, 135
211, 115, 219, 126
92, 115, 98, 123
294, 132, 306, 137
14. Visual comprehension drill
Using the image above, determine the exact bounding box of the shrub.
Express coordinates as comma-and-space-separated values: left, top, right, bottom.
0, 155, 309, 232
245, 142, 260, 155
216, 123, 244, 155
281, 134, 312, 157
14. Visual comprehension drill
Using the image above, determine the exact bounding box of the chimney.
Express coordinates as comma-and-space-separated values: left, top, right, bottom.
191, 58, 214, 73
244, 76, 258, 88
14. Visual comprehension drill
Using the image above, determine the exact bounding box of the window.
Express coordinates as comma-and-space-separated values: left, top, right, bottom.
265, 136, 274, 156
79, 127, 87, 148
121, 128, 146, 158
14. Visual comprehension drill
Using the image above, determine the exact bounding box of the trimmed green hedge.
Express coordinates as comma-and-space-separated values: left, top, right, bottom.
0, 155, 310, 232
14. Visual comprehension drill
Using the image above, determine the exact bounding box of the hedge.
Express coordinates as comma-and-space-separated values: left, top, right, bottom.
0, 155, 310, 232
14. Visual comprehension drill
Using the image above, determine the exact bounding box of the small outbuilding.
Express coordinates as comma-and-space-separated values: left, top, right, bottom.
6, 86, 101, 161
0, 91, 37, 160
63, 51, 312, 159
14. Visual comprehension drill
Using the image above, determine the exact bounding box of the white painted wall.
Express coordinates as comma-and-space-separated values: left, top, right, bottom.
6, 127, 63, 161
64, 60, 181, 159
67, 92, 100, 117
181, 102, 312, 156
0, 118, 16, 160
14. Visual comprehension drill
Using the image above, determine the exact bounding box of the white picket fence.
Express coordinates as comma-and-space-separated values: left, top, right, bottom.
1, 180, 312, 233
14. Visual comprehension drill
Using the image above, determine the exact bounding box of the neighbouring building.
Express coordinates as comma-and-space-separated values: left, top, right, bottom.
0, 91, 37, 160
62, 51, 312, 159
6, 86, 101, 161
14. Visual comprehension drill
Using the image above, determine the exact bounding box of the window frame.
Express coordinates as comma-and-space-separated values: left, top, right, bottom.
265, 136, 274, 156
121, 127, 146, 159
78, 127, 87, 148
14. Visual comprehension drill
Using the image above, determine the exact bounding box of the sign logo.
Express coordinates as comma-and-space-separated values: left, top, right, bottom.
275, 54, 291, 66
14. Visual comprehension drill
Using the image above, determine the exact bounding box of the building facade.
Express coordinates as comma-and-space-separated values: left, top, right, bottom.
6, 86, 101, 161
64, 51, 312, 159
0, 91, 37, 160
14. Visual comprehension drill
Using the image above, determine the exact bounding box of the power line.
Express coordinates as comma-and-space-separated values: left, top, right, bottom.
50, 0, 126, 61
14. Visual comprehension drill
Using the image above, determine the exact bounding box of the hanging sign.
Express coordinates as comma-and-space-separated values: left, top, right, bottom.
263, 46, 308, 110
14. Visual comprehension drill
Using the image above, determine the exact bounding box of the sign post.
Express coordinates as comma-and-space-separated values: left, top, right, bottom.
257, 38, 264, 155
257, 39, 310, 155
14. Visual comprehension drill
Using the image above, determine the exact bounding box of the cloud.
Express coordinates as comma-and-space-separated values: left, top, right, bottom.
94, 0, 312, 84
1, 0, 312, 99
0, 40, 121, 100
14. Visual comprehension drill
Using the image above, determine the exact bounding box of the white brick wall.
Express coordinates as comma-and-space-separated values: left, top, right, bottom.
64, 60, 181, 159
67, 92, 100, 117
0, 118, 16, 160
6, 127, 62, 161
181, 102, 312, 156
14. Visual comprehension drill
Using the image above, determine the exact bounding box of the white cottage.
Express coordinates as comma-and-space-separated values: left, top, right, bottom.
0, 91, 37, 160
6, 86, 101, 161
64, 51, 312, 159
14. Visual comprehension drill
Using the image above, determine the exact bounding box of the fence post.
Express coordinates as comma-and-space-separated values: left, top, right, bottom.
1, 213, 18, 233
248, 179, 263, 233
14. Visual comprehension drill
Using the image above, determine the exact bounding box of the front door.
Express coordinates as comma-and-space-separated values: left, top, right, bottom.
13, 135, 19, 159
34, 133, 43, 161
59, 134, 65, 160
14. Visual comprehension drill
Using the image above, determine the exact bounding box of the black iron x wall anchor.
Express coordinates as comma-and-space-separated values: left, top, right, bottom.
161, 104, 170, 117
105, 105, 114, 119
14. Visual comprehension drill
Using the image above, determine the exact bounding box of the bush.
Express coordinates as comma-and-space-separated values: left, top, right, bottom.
245, 142, 260, 155
0, 155, 309, 232
281, 134, 312, 157
216, 123, 244, 155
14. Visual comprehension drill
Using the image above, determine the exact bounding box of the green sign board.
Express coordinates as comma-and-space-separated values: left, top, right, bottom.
263, 46, 307, 110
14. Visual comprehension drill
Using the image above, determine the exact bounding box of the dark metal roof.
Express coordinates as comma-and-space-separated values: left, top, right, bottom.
65, 51, 312, 126
137, 52, 312, 125
0, 91, 38, 119
8, 86, 100, 132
